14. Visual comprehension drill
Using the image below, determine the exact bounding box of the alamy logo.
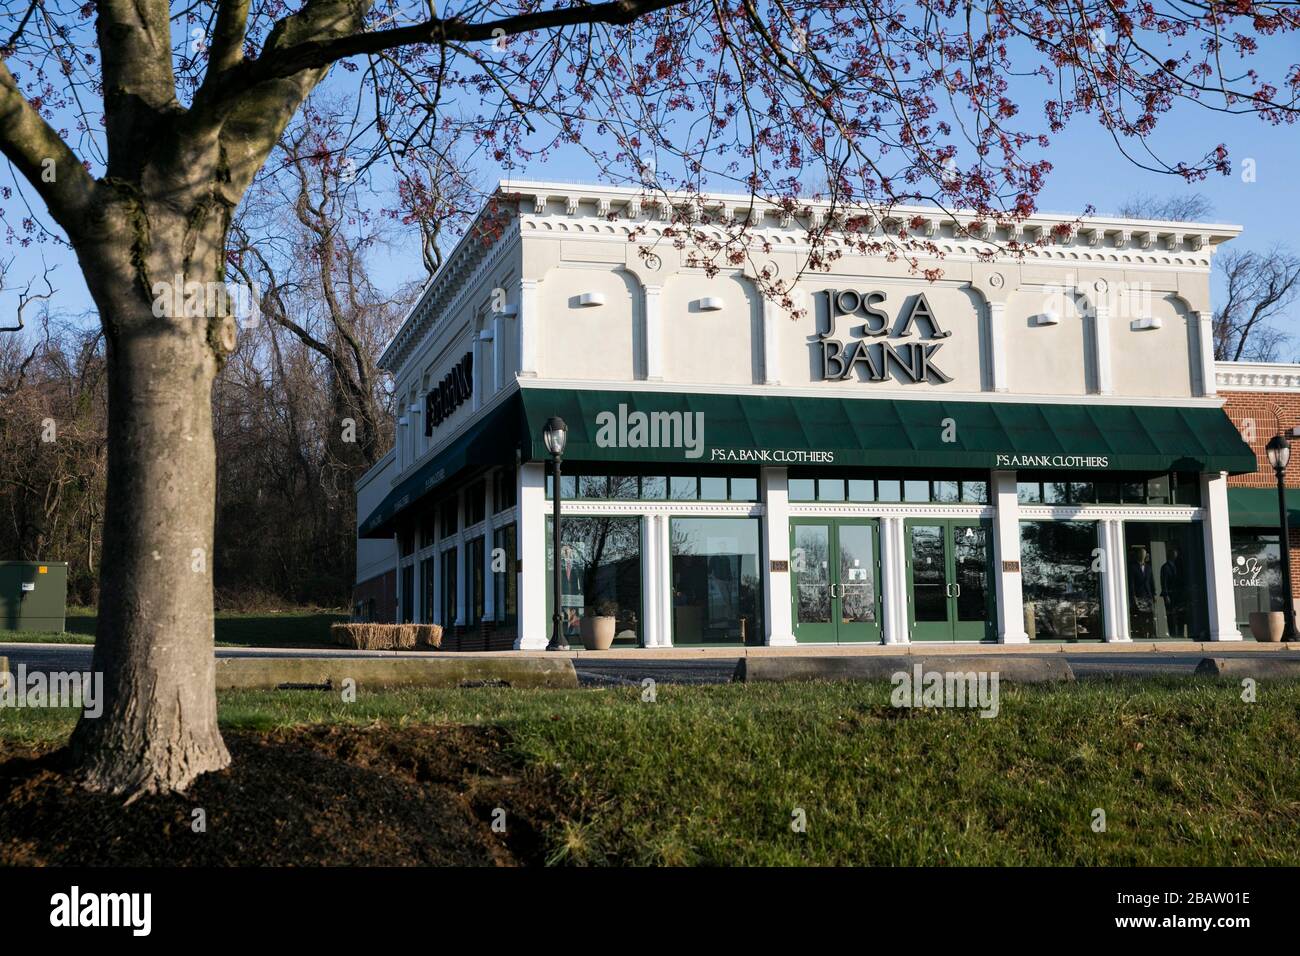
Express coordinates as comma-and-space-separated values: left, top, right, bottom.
890, 664, 1000, 718
50, 886, 151, 936
594, 404, 705, 459
0, 665, 103, 718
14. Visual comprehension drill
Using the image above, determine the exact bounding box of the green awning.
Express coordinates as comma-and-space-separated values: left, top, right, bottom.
358, 395, 522, 538
518, 387, 1257, 475
1228, 488, 1300, 528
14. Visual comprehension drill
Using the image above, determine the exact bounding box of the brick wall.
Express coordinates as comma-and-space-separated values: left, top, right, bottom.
1220, 390, 1300, 488
352, 569, 396, 622
1221, 389, 1300, 598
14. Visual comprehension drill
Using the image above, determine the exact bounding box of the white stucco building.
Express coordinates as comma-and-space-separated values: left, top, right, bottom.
353, 180, 1257, 651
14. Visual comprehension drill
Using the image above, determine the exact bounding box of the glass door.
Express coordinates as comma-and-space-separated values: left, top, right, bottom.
791, 518, 881, 644
906, 518, 993, 641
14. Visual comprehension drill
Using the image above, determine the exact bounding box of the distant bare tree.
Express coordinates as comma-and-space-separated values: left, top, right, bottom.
1116, 194, 1215, 222
1214, 247, 1300, 362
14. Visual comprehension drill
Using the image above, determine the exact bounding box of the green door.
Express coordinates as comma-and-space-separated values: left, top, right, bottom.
791, 518, 882, 644
905, 518, 993, 642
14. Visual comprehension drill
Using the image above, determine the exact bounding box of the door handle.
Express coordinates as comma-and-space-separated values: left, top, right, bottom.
829, 583, 838, 599
953, 582, 962, 598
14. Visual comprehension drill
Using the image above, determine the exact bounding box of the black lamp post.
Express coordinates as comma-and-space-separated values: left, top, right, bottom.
543, 416, 569, 651
1265, 433, 1297, 642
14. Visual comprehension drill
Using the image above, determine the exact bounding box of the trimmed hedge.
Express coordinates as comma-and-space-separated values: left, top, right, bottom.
330, 623, 443, 650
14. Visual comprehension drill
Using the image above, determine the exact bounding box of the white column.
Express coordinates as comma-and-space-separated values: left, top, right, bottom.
393, 532, 402, 624
518, 278, 540, 377
880, 516, 908, 644
454, 490, 467, 625
1196, 310, 1217, 397
492, 314, 507, 392
640, 515, 659, 647
1202, 472, 1243, 641
515, 463, 548, 649
1092, 303, 1113, 395
657, 513, 674, 646
471, 335, 484, 412
988, 301, 1008, 392
761, 468, 796, 645
643, 284, 663, 380
762, 298, 781, 385
1099, 519, 1131, 641
991, 470, 1029, 643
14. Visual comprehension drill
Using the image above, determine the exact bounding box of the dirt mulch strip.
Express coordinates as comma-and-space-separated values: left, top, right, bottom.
0, 724, 566, 866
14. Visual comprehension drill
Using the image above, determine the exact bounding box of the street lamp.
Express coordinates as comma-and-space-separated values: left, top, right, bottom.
1265, 433, 1297, 641
544, 416, 569, 651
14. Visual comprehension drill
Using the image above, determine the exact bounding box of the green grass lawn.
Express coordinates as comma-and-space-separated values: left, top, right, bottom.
0, 607, 346, 648
4, 677, 1298, 865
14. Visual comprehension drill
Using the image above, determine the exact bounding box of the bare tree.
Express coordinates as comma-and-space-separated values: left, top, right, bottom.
1214, 247, 1300, 361
0, 1, 1295, 796
1116, 194, 1215, 222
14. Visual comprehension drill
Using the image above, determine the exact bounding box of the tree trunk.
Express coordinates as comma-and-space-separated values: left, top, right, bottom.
67, 205, 234, 795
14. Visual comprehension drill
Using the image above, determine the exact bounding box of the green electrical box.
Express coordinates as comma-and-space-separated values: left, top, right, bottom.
0, 561, 69, 633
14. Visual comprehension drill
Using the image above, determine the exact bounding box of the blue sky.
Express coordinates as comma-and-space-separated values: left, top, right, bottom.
3, 33, 1296, 339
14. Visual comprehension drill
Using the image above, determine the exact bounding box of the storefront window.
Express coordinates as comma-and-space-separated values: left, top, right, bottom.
467, 536, 486, 625
439, 497, 458, 537
1123, 521, 1208, 640
400, 564, 414, 623
1015, 471, 1200, 507
788, 474, 987, 503
440, 547, 457, 625
546, 515, 642, 647
670, 517, 763, 645
493, 469, 517, 512
550, 473, 756, 502
420, 556, 435, 624
1230, 529, 1283, 636
1019, 521, 1103, 641
465, 480, 486, 525
493, 524, 518, 625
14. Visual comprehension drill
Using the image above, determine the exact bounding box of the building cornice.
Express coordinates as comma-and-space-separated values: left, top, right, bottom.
500, 178, 1239, 270
1216, 361, 1300, 393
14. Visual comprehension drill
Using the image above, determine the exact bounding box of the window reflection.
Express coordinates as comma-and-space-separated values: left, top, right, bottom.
1123, 521, 1208, 639
546, 516, 643, 647
670, 517, 763, 645
1230, 529, 1283, 637
1019, 520, 1102, 640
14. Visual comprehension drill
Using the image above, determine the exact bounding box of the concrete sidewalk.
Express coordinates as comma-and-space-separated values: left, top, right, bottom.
6, 640, 1300, 661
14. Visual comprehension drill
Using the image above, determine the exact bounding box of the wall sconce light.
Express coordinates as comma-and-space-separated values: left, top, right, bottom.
576, 292, 606, 307
1034, 310, 1060, 326
696, 296, 725, 311
479, 329, 494, 342
1130, 317, 1163, 331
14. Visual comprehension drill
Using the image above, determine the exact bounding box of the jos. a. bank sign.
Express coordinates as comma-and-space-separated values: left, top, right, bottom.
816, 289, 952, 384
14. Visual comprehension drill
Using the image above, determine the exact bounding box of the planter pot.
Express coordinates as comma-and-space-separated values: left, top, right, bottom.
580, 615, 617, 650
1249, 610, 1286, 643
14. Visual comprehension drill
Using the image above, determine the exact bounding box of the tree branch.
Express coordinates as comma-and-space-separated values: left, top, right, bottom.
0, 59, 96, 234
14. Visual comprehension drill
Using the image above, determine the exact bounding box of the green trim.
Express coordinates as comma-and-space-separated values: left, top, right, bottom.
518, 387, 1256, 475
358, 395, 523, 539
905, 518, 995, 642
1227, 487, 1300, 528
790, 518, 883, 645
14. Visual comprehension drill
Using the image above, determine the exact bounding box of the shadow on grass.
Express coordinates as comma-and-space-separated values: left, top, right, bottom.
1, 610, 346, 649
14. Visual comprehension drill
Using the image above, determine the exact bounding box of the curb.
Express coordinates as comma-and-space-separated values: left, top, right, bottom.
733, 655, 1074, 684
214, 656, 579, 690
1195, 657, 1300, 680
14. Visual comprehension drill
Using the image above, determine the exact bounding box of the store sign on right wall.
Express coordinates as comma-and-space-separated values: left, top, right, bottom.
816, 290, 953, 385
